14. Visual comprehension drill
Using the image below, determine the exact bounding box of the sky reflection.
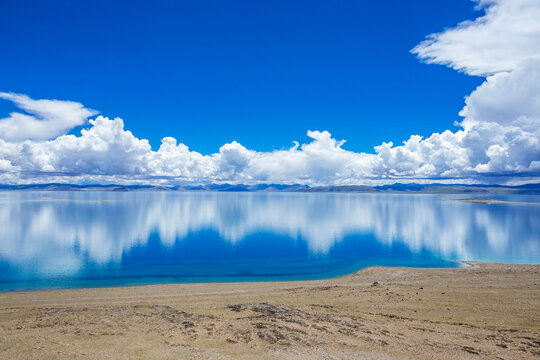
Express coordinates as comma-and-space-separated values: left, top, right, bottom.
0, 191, 538, 290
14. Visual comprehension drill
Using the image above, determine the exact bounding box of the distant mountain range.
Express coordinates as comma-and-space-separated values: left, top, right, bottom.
1, 183, 539, 194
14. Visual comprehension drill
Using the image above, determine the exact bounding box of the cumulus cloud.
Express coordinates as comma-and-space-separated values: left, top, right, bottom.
0, 92, 97, 142
459, 60, 540, 127
0, 0, 539, 185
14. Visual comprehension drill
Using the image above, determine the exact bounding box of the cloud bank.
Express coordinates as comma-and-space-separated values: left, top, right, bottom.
0, 0, 539, 185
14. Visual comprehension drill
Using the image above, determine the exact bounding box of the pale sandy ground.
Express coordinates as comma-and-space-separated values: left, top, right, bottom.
444, 198, 540, 204
0, 262, 538, 359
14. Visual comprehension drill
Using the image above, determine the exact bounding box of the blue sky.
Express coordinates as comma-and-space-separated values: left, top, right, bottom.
0, 0, 483, 154
0, 0, 538, 185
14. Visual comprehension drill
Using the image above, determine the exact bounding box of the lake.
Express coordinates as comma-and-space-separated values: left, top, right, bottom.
0, 191, 538, 292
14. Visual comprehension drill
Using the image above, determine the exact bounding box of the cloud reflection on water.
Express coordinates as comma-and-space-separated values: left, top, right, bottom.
0, 191, 538, 277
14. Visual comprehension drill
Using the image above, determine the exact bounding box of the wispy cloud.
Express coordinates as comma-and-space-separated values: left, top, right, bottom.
412, 0, 540, 76
0, 92, 97, 142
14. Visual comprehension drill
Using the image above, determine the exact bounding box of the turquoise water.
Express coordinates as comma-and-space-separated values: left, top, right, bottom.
0, 191, 538, 292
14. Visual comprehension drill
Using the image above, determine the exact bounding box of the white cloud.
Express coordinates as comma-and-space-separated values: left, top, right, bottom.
0, 92, 97, 142
412, 0, 540, 76
0, 0, 539, 185
459, 60, 540, 128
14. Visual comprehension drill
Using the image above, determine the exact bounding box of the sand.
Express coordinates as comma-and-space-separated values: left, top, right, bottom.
0, 262, 538, 359
443, 198, 540, 204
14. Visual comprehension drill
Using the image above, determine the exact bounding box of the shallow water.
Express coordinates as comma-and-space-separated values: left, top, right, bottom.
0, 191, 538, 291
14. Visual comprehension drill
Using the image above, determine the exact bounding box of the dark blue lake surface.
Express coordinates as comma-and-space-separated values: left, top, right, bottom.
0, 191, 539, 292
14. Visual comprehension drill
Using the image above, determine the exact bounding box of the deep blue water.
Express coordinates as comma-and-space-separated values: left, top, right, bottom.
0, 191, 538, 292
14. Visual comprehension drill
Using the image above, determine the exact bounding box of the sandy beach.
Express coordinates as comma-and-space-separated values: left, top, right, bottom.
443, 198, 540, 205
0, 262, 538, 359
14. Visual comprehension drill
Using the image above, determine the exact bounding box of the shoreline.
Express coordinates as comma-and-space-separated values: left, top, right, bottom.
1, 262, 538, 359
0, 260, 470, 295
442, 198, 540, 204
